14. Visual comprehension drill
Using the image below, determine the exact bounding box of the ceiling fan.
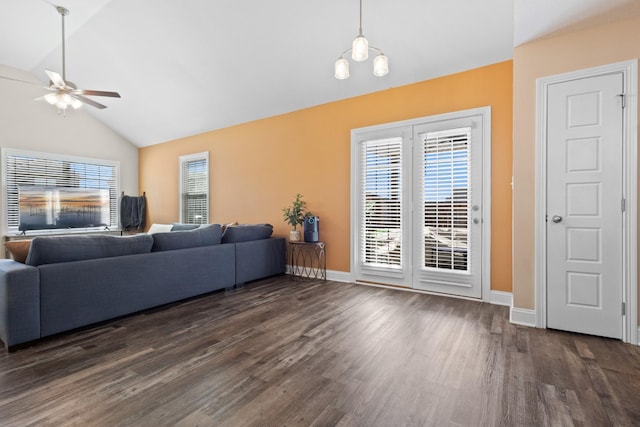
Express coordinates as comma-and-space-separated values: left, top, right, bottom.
0, 5, 120, 113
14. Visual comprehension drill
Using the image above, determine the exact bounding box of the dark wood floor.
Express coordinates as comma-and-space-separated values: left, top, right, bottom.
1, 276, 639, 426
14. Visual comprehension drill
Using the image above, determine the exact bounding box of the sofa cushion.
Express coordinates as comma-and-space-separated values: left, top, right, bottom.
221, 224, 273, 244
151, 224, 222, 252
25, 234, 154, 266
171, 223, 201, 231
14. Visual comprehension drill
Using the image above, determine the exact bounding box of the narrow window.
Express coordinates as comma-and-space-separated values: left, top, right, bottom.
179, 152, 209, 224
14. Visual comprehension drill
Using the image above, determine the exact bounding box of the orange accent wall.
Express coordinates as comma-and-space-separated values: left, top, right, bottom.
139, 60, 513, 292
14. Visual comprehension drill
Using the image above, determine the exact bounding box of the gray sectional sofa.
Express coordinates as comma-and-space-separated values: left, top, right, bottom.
0, 224, 286, 351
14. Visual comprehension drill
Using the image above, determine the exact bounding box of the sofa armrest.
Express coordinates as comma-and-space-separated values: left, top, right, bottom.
0, 260, 40, 350
234, 237, 286, 284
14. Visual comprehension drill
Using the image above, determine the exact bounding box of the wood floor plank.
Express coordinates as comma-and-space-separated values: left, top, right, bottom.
1, 276, 639, 426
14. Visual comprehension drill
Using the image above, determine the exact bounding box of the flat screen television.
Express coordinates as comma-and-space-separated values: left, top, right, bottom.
18, 185, 110, 232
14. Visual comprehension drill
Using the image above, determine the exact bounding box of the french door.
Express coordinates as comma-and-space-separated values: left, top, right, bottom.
351, 108, 490, 298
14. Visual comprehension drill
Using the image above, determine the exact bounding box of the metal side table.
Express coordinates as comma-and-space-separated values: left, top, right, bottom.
287, 241, 326, 280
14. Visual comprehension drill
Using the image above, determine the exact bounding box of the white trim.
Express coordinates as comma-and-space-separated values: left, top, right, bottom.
480, 109, 492, 304
489, 290, 512, 307
637, 327, 640, 346
285, 267, 353, 283
535, 60, 638, 344
178, 151, 209, 224
326, 269, 353, 283
354, 280, 483, 302
510, 306, 537, 327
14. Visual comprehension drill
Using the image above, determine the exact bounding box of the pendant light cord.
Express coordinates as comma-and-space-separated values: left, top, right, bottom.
358, 0, 363, 36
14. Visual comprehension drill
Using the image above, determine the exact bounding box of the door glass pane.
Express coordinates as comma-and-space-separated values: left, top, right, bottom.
422, 128, 470, 272
361, 137, 402, 268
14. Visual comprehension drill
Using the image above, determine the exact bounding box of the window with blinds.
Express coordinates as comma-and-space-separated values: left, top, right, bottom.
1, 148, 120, 234
361, 137, 402, 268
179, 152, 209, 224
421, 128, 471, 272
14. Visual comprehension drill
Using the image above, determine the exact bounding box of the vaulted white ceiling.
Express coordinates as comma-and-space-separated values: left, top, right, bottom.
1, 0, 639, 147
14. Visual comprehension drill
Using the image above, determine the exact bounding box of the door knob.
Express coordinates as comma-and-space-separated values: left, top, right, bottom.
551, 215, 563, 223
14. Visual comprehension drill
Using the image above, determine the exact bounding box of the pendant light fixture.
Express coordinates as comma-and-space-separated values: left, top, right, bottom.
334, 0, 389, 80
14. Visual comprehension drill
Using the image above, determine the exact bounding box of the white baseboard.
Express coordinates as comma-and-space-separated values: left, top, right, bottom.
285, 266, 352, 283
326, 269, 352, 283
510, 306, 537, 327
489, 290, 512, 307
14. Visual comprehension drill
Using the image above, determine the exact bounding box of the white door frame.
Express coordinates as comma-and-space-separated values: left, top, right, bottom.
535, 60, 638, 344
350, 107, 491, 301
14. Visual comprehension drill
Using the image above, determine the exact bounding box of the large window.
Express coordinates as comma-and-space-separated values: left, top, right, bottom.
179, 152, 209, 224
1, 148, 120, 234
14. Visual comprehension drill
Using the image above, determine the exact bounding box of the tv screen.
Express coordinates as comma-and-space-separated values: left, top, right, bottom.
18, 186, 110, 231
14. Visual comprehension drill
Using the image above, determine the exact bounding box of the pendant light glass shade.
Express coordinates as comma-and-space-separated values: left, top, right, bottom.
335, 58, 350, 80
352, 36, 369, 61
373, 54, 389, 76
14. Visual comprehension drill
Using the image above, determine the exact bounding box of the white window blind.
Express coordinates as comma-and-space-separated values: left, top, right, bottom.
1, 148, 120, 234
179, 152, 209, 224
421, 128, 470, 272
361, 137, 403, 268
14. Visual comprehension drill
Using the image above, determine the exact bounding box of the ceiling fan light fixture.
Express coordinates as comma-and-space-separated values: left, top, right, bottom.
70, 97, 82, 109
55, 99, 68, 110
44, 93, 59, 105
335, 57, 350, 80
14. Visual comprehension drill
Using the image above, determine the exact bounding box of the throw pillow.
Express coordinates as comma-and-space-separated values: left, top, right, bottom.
221, 221, 238, 234
4, 240, 32, 263
151, 224, 222, 252
221, 224, 273, 244
171, 223, 201, 231
147, 223, 173, 234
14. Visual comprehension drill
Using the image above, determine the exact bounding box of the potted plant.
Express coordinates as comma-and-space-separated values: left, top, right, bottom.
282, 194, 307, 241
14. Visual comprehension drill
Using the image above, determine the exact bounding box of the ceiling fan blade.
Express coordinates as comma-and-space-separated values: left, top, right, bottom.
45, 69, 65, 88
74, 94, 107, 109
76, 89, 121, 98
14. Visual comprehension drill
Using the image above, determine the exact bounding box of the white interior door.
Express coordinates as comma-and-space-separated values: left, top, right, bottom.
546, 72, 624, 339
